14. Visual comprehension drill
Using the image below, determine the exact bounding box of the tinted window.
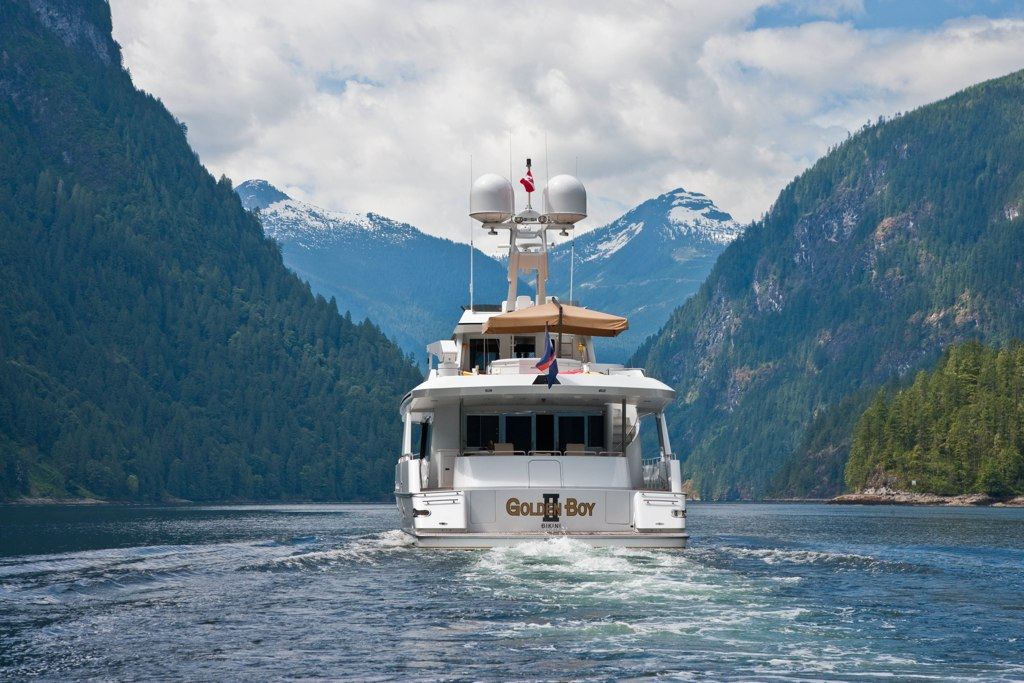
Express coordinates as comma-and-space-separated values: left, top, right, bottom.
587, 415, 605, 449
504, 415, 532, 454
466, 415, 499, 449
413, 421, 431, 458
468, 338, 500, 372
513, 336, 536, 358
558, 415, 585, 453
535, 414, 554, 452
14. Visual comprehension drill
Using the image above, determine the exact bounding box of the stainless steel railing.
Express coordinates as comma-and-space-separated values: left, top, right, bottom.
641, 453, 677, 491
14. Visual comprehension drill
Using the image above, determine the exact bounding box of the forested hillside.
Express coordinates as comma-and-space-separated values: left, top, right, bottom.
845, 341, 1024, 497
0, 0, 422, 502
635, 68, 1024, 499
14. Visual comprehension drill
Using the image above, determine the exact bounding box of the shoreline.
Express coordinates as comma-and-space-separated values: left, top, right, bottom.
830, 489, 1024, 507
7, 494, 1024, 508
2, 497, 395, 507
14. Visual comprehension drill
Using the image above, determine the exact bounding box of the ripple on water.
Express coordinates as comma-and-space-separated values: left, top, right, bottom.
245, 529, 415, 571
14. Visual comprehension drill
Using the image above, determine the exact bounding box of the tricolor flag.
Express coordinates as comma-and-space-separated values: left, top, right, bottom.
535, 327, 558, 388
520, 165, 535, 193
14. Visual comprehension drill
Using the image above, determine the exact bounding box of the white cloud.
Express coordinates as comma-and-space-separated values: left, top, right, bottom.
109, 1, 1024, 248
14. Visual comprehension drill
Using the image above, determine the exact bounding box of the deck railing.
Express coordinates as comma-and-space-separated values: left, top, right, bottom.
642, 453, 677, 491
455, 449, 622, 457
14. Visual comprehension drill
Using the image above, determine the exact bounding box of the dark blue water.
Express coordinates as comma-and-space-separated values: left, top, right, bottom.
1, 503, 1022, 680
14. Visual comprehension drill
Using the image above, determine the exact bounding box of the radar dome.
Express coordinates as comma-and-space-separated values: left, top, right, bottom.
470, 174, 514, 224
543, 174, 587, 224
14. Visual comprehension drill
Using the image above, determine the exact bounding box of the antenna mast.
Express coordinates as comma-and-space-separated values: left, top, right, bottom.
469, 154, 474, 310
469, 155, 586, 311
570, 155, 578, 302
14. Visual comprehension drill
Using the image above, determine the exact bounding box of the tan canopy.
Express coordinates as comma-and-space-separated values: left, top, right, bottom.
482, 301, 628, 337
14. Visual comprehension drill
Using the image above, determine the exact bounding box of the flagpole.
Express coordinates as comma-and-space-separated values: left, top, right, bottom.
525, 157, 533, 210
553, 296, 563, 359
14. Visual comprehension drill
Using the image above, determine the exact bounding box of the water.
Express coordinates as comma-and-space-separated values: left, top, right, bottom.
1, 503, 1023, 681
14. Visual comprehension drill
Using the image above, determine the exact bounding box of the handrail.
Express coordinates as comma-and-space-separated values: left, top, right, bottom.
455, 449, 616, 457
624, 421, 639, 446
641, 458, 671, 491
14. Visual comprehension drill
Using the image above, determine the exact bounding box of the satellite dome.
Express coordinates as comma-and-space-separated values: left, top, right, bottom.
543, 174, 587, 224
470, 174, 514, 224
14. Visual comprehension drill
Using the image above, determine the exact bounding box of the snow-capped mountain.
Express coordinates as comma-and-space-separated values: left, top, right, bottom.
547, 188, 743, 361
236, 179, 288, 211
258, 199, 419, 248
237, 180, 741, 365
235, 180, 508, 359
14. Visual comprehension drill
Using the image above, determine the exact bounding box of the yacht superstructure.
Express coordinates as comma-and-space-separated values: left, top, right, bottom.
394, 163, 686, 548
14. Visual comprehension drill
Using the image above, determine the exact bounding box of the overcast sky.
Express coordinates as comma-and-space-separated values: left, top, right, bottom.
109, 0, 1024, 248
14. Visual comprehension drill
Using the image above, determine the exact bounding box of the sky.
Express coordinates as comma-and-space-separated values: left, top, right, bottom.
109, 0, 1024, 249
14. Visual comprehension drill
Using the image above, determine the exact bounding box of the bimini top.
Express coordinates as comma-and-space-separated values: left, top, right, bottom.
482, 301, 628, 337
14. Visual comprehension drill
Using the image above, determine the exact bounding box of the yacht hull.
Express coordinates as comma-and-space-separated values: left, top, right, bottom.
405, 530, 688, 549
395, 486, 687, 549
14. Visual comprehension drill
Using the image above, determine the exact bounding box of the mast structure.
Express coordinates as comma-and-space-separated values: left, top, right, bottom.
468, 158, 585, 311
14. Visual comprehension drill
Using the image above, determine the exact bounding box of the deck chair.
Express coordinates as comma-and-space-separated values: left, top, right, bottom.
493, 442, 516, 455
566, 443, 587, 455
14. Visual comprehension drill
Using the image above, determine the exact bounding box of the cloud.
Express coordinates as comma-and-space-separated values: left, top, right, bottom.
109, 1, 1024, 247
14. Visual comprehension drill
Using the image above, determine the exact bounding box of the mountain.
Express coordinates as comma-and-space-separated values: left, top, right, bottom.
236, 178, 288, 211
0, 0, 422, 502
634, 69, 1024, 500
547, 189, 742, 362
235, 180, 509, 358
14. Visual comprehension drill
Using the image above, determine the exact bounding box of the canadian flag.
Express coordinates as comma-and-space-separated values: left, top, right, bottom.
519, 166, 535, 193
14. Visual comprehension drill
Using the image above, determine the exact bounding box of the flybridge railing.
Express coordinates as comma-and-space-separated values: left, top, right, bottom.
454, 449, 624, 457
487, 358, 584, 375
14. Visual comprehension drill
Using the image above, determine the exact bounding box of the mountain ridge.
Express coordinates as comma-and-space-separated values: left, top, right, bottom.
242, 178, 743, 364
548, 187, 742, 361
634, 68, 1024, 500
236, 179, 509, 357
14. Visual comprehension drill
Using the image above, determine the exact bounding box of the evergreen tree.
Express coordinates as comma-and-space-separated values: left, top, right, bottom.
845, 341, 1024, 496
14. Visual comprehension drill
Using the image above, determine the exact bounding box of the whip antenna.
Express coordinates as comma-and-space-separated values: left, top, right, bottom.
570, 155, 578, 302
545, 131, 550, 187
469, 154, 474, 310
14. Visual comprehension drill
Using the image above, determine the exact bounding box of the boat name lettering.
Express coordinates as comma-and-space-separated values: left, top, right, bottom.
504, 497, 595, 517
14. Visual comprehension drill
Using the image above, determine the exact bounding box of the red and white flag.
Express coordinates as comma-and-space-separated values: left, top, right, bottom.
519, 166, 535, 193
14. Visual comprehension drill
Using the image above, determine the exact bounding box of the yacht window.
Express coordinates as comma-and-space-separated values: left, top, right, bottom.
468, 338, 500, 372
414, 421, 431, 459
535, 414, 555, 452
463, 412, 606, 454
513, 336, 536, 358
504, 415, 532, 454
587, 415, 606, 449
557, 415, 586, 453
465, 415, 499, 449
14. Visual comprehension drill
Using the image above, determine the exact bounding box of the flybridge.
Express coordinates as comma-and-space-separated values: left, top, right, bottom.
470, 158, 587, 311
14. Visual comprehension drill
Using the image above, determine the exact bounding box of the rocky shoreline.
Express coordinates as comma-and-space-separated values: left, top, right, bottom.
831, 487, 1024, 507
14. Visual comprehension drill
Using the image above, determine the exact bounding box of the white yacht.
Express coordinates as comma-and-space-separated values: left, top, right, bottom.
394, 165, 686, 548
